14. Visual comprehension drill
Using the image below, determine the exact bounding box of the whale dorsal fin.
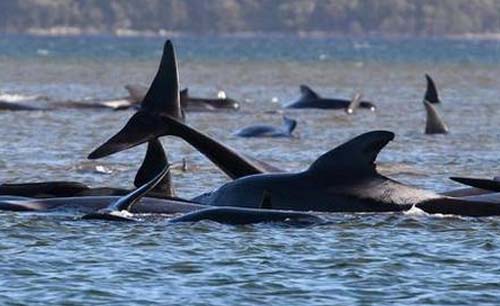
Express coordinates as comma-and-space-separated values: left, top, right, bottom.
307, 131, 394, 179
424, 74, 440, 104
424, 100, 448, 134
134, 138, 175, 197
259, 190, 272, 209
124, 84, 147, 103
299, 85, 320, 100
282, 116, 297, 135
141, 40, 183, 119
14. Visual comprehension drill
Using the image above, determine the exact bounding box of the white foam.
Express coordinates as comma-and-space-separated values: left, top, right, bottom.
0, 93, 39, 103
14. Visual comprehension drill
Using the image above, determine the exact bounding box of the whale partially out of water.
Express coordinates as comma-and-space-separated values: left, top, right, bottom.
233, 116, 297, 138
84, 40, 500, 218
285, 85, 376, 111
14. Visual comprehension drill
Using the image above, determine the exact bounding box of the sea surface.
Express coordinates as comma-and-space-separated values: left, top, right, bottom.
1, 35, 500, 305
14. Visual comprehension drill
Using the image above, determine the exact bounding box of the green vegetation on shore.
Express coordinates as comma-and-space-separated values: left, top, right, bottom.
1, 0, 500, 36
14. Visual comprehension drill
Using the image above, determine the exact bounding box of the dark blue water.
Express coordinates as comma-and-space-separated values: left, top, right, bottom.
2, 34, 500, 64
1, 35, 500, 305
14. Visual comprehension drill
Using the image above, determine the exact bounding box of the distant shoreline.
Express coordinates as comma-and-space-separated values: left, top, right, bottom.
8, 27, 500, 41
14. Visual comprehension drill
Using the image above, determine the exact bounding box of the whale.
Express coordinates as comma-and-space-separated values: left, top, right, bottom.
0, 100, 47, 111
84, 40, 500, 218
424, 74, 440, 104
88, 40, 277, 179
83, 167, 322, 225
180, 88, 240, 112
0, 138, 176, 199
285, 85, 376, 111
233, 116, 297, 138
424, 100, 448, 134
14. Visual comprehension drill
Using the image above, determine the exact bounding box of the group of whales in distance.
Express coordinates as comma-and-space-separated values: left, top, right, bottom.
2, 39, 498, 225
0, 84, 240, 112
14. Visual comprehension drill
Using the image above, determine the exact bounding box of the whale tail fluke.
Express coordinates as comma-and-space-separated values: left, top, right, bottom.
82, 165, 171, 221
424, 100, 448, 134
88, 40, 184, 160
299, 85, 320, 100
282, 116, 297, 135
424, 74, 440, 104
308, 130, 394, 178
134, 138, 175, 197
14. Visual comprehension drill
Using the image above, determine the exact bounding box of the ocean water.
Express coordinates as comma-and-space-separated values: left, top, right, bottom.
1, 35, 500, 305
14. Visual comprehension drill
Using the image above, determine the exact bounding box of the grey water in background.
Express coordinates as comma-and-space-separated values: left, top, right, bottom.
1, 35, 500, 305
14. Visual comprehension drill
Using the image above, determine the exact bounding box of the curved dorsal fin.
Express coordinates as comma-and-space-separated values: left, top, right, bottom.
134, 138, 175, 197
259, 190, 272, 209
124, 84, 147, 103
424, 74, 440, 104
116, 165, 170, 212
307, 131, 394, 179
141, 40, 183, 120
424, 100, 448, 134
299, 85, 320, 100
282, 116, 297, 135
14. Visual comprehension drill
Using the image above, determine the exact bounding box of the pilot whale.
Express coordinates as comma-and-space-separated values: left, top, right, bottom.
285, 85, 376, 111
180, 88, 240, 112
233, 116, 297, 138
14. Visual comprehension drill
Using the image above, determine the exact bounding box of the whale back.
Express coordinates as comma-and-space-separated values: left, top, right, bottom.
307, 130, 395, 180
424, 100, 448, 134
424, 74, 440, 104
134, 138, 175, 197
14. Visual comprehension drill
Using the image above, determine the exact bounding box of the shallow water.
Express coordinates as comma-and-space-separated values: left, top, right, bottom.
1, 35, 500, 305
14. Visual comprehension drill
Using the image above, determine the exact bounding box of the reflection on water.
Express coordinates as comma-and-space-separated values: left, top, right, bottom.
1, 36, 500, 304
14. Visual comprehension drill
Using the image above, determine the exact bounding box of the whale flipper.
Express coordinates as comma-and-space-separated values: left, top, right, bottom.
424, 74, 440, 104
299, 85, 320, 100
450, 177, 500, 192
308, 130, 394, 177
424, 100, 448, 134
134, 138, 175, 197
282, 116, 297, 135
82, 165, 171, 221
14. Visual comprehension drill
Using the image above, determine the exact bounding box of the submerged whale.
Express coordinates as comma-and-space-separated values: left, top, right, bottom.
285, 85, 376, 111
233, 116, 297, 138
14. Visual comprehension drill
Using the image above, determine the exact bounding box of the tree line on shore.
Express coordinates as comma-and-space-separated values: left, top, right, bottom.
1, 0, 499, 36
